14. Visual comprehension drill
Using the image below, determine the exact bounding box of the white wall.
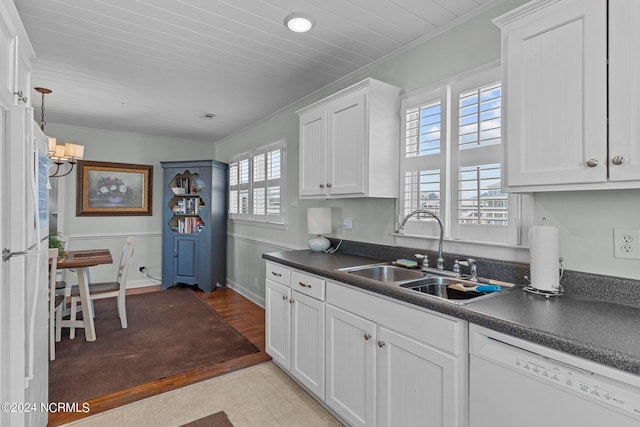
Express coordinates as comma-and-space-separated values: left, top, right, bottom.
215, 0, 639, 304
48, 123, 212, 286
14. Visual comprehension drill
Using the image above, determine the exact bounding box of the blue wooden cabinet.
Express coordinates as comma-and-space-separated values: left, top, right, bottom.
161, 160, 228, 292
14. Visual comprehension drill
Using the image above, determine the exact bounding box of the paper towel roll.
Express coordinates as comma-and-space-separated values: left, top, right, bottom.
529, 225, 560, 292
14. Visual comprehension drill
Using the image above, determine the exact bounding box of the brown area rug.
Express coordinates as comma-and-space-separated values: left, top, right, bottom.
181, 411, 234, 427
49, 288, 259, 404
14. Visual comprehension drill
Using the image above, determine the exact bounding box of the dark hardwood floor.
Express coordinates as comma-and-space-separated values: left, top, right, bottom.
48, 286, 270, 426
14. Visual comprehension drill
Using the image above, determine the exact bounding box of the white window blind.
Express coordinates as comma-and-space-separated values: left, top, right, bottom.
228, 140, 286, 225
399, 66, 521, 245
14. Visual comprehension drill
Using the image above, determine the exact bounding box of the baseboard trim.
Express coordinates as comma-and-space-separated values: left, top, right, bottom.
126, 278, 159, 289
226, 279, 265, 308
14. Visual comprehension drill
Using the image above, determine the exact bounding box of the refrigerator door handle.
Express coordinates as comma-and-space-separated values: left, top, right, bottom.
2, 249, 29, 262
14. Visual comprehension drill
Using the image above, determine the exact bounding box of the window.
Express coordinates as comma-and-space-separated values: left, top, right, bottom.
228, 140, 286, 225
399, 67, 521, 245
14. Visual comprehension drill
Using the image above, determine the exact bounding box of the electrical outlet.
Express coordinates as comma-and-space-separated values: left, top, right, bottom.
613, 229, 640, 260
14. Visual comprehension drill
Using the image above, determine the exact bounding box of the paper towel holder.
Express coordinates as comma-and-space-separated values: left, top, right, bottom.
523, 258, 565, 298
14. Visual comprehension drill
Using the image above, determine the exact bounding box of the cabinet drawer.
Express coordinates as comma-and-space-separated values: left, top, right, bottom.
266, 262, 290, 286
291, 270, 325, 301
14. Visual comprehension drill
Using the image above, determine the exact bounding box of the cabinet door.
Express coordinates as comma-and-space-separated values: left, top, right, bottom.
377, 326, 459, 427
325, 304, 376, 427
173, 235, 198, 283
609, 0, 640, 182
265, 279, 291, 370
326, 92, 366, 196
299, 108, 327, 197
291, 291, 325, 399
500, 0, 607, 189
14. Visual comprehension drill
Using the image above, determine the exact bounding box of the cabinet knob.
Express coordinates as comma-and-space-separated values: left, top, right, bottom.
319, 184, 325, 188
282, 295, 287, 300
377, 340, 386, 348
364, 333, 371, 341
612, 156, 625, 166
586, 159, 599, 168
326, 183, 332, 188
289, 299, 294, 304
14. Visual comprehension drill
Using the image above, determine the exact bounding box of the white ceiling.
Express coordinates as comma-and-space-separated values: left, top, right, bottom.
15, 0, 493, 143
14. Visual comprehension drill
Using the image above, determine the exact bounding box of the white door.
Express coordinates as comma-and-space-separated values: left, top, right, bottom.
325, 304, 376, 427
609, 0, 640, 182
290, 291, 325, 399
265, 279, 291, 369
501, 0, 607, 188
326, 92, 366, 196
376, 326, 459, 427
298, 108, 327, 197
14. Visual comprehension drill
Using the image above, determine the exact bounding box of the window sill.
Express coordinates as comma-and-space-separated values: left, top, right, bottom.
391, 232, 529, 264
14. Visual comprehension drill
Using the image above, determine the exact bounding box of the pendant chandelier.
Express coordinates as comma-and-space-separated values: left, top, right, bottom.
35, 87, 84, 178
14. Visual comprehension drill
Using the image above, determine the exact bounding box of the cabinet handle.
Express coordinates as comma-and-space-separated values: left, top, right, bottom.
289, 299, 294, 304
319, 184, 325, 188
612, 156, 625, 166
298, 282, 312, 288
271, 271, 282, 277
377, 340, 386, 348
326, 183, 332, 188
364, 333, 371, 341
282, 295, 287, 301
586, 159, 599, 168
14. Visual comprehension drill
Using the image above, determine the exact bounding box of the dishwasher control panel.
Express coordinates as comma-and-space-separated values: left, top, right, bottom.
514, 354, 640, 418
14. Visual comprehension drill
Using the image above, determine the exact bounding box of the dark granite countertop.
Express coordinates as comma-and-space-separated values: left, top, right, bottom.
263, 249, 640, 376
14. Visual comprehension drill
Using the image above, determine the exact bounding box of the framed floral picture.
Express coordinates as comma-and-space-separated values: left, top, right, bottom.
76, 160, 153, 216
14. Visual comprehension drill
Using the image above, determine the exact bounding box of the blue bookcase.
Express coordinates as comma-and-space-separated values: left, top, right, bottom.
161, 160, 228, 292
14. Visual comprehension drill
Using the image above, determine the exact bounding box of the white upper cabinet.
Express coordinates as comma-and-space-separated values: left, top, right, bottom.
0, 1, 33, 109
609, 0, 640, 182
495, 0, 640, 192
297, 78, 401, 198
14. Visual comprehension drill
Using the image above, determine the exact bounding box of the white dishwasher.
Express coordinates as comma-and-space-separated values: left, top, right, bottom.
469, 324, 640, 427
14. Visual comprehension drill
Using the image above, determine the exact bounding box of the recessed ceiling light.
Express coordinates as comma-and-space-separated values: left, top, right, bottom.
284, 13, 315, 33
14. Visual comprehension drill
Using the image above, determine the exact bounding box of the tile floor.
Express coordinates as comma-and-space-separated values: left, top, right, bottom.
61, 362, 343, 427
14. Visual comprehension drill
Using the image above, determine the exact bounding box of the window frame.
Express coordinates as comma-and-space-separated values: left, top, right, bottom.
228, 139, 287, 226
398, 65, 523, 246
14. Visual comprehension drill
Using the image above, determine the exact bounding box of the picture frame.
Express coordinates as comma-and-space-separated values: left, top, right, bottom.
76, 160, 153, 216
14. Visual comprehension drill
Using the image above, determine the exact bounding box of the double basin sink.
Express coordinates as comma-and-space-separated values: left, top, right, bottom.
337, 263, 507, 305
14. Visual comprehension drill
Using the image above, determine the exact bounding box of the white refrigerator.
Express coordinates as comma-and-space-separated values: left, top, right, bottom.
1, 104, 50, 427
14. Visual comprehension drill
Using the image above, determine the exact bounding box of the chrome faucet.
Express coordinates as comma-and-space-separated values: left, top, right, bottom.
459, 258, 478, 282
397, 209, 445, 270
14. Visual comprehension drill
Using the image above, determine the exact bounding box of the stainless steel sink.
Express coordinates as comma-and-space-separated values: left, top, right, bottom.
338, 264, 425, 284
400, 276, 503, 305
337, 263, 509, 305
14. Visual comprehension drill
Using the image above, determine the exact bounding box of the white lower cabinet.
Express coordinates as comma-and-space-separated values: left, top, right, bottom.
291, 290, 325, 398
266, 262, 468, 427
265, 262, 326, 399
325, 304, 377, 427
326, 281, 468, 427
265, 278, 291, 369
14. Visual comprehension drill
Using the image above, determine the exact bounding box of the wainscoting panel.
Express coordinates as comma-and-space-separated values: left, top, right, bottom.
66, 231, 162, 288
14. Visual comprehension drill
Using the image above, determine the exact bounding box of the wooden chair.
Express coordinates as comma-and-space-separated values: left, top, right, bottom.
65, 237, 136, 338
48, 248, 64, 361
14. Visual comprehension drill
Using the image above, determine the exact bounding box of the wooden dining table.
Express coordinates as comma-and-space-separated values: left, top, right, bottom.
57, 249, 113, 341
